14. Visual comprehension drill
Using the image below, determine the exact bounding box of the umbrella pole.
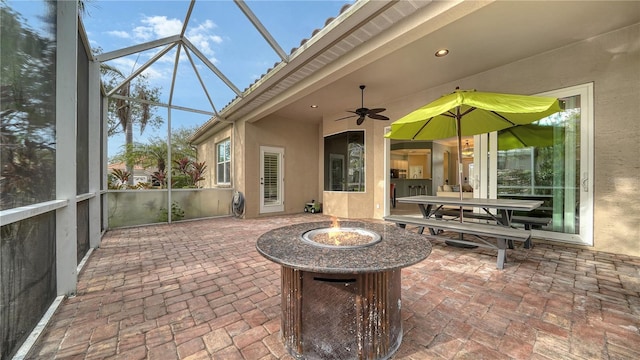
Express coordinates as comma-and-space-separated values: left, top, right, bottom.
456, 113, 464, 223
451, 110, 478, 248
448, 110, 478, 248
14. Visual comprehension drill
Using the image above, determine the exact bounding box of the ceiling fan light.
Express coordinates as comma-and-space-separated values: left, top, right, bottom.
462, 140, 474, 158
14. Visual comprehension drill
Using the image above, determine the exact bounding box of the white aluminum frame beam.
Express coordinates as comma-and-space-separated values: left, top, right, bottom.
95, 35, 182, 62
234, 0, 288, 62
168, 43, 182, 106
0, 200, 68, 227
181, 37, 243, 97
109, 93, 216, 116
183, 46, 220, 117
181, 0, 196, 37
56, 0, 79, 295
88, 57, 102, 248
107, 42, 178, 96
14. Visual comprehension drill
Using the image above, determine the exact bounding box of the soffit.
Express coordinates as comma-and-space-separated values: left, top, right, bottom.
217, 0, 434, 122
259, 0, 640, 126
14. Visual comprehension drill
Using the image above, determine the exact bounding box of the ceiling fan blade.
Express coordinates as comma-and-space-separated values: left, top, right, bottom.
335, 111, 358, 121
335, 114, 356, 121
368, 113, 390, 121
342, 85, 387, 124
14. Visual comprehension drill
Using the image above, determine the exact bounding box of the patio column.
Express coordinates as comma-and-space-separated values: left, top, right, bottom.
56, 0, 78, 295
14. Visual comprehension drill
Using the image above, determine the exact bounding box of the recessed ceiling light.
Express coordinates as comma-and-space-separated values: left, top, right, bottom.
435, 49, 449, 57
310, 104, 318, 108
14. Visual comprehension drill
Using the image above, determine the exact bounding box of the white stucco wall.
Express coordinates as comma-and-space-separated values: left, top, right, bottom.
242, 115, 320, 218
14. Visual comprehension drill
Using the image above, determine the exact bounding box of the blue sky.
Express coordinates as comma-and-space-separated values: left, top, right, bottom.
80, 0, 352, 157
6, 0, 352, 158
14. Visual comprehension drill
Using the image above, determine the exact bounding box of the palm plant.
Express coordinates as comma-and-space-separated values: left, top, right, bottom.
110, 126, 200, 189
189, 161, 207, 186
108, 168, 131, 189
113, 80, 161, 185
172, 157, 207, 188
94, 42, 163, 186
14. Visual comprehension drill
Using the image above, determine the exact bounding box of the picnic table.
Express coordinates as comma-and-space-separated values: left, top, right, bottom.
384, 195, 544, 269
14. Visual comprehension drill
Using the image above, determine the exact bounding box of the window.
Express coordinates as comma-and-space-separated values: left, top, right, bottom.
324, 131, 365, 192
216, 139, 231, 184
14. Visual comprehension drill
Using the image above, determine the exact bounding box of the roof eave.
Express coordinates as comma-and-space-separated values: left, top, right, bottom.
202, 1, 396, 126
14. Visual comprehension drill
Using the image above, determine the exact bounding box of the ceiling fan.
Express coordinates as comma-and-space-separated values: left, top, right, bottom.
335, 85, 389, 125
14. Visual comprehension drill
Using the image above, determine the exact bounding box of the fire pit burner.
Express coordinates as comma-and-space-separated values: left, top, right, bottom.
256, 221, 432, 360
301, 227, 381, 248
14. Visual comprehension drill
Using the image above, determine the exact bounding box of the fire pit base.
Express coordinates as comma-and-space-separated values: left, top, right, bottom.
282, 267, 402, 360
256, 221, 431, 360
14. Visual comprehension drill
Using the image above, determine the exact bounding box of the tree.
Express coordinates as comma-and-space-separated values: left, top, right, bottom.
110, 126, 202, 188
102, 69, 163, 185
1, 5, 56, 210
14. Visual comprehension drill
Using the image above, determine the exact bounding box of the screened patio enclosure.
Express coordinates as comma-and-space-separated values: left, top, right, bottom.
2, 0, 639, 359
95, 0, 289, 228
2, 0, 346, 357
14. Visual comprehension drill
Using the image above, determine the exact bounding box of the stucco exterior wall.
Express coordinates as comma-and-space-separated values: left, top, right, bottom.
374, 23, 640, 256
321, 115, 382, 219
195, 124, 233, 189
242, 116, 320, 218
476, 24, 638, 256
195, 24, 638, 257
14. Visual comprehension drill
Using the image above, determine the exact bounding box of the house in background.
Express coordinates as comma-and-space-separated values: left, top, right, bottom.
107, 162, 153, 187
191, 1, 640, 257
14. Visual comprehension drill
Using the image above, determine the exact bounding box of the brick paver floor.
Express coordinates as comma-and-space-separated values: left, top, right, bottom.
26, 214, 640, 359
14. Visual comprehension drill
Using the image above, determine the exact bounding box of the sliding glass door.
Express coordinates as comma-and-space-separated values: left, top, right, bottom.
478, 83, 593, 245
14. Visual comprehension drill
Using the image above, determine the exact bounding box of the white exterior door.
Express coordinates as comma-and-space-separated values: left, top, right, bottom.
260, 146, 284, 213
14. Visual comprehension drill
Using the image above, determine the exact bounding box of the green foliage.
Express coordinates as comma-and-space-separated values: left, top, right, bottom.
170, 126, 199, 161
109, 126, 205, 189
107, 156, 207, 190
534, 147, 555, 187
158, 201, 185, 222
1, 4, 57, 210
104, 75, 163, 138
96, 45, 164, 185
151, 169, 168, 188
172, 157, 207, 188
111, 125, 199, 164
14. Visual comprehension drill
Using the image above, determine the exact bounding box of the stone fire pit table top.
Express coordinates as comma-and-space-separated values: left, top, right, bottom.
256, 221, 432, 274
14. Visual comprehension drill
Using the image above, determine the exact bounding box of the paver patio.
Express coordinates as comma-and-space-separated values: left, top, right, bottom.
26, 214, 640, 359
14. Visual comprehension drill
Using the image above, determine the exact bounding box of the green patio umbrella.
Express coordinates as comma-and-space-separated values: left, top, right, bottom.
498, 123, 561, 151
385, 88, 562, 202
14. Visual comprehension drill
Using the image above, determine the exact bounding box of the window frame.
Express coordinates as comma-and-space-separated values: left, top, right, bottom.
323, 130, 366, 192
216, 138, 231, 185
478, 83, 594, 245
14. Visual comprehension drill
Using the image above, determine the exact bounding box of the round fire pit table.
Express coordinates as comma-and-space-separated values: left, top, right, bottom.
256, 221, 431, 360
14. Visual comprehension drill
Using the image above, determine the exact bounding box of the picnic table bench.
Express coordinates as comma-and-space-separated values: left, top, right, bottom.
433, 209, 551, 249
384, 215, 531, 269
389, 195, 544, 269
